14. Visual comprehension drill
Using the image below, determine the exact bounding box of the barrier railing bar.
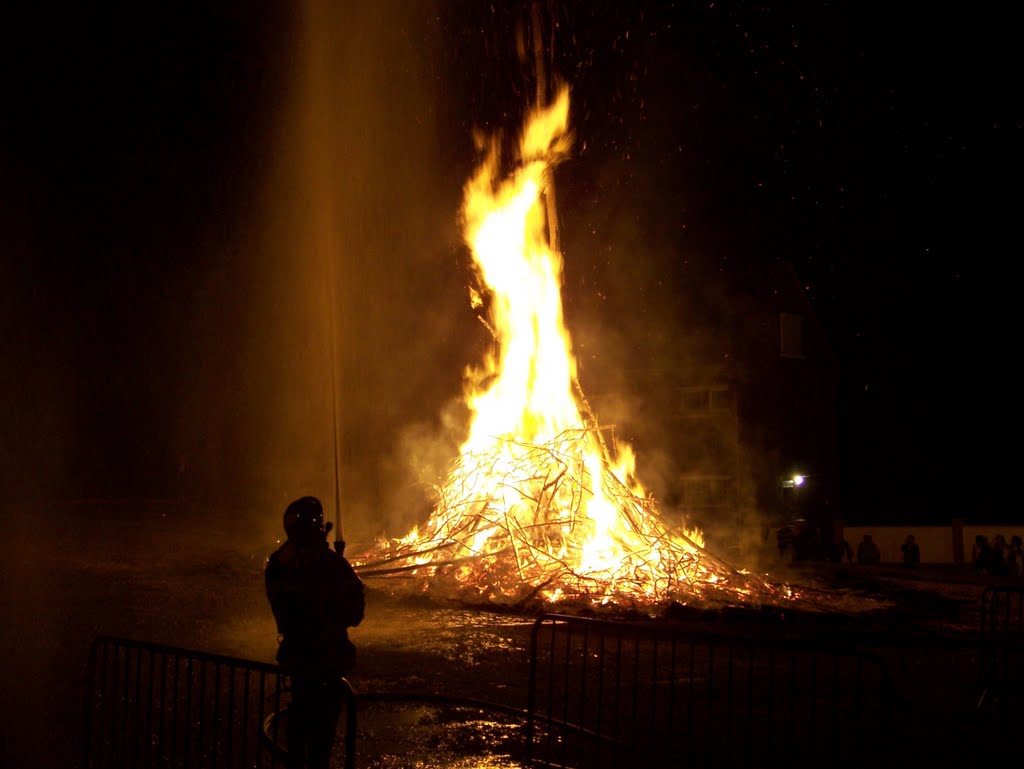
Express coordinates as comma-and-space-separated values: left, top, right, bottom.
707, 638, 715, 764
110, 641, 120, 769
525, 622, 538, 763
242, 670, 251, 769
101, 639, 111, 769
613, 629, 623, 757
687, 640, 694, 767
184, 656, 194, 769
132, 645, 140, 769
628, 632, 635, 765
86, 636, 359, 769
579, 622, 590, 769
226, 665, 235, 769
981, 585, 1019, 706
133, 645, 142, 769
855, 652, 864, 736
830, 651, 839, 758
344, 688, 358, 769
272, 670, 282, 769
197, 658, 206, 769
561, 623, 571, 769
155, 651, 164, 769
82, 637, 98, 769
529, 614, 893, 769
257, 669, 266, 769
746, 644, 755, 768
596, 628, 606, 764
144, 648, 154, 769
809, 651, 818, 750
766, 643, 775, 759
648, 636, 658, 761
210, 663, 220, 769
171, 653, 180, 768
667, 636, 677, 762
545, 623, 555, 763
725, 639, 734, 749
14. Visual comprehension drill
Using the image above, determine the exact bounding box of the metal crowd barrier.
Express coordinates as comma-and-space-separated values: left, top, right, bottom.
527, 614, 892, 769
979, 586, 1024, 710
82, 636, 357, 769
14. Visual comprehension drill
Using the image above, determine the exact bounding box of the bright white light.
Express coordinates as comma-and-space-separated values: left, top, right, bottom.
793, 475, 805, 487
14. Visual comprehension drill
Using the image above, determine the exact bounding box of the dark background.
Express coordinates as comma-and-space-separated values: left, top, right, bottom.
1, 0, 1020, 531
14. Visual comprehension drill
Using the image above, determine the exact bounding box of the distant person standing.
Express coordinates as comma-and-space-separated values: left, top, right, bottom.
901, 534, 920, 568
1009, 536, 1024, 577
777, 524, 796, 564
266, 496, 365, 769
991, 534, 1008, 576
972, 535, 992, 574
828, 537, 853, 565
857, 534, 881, 565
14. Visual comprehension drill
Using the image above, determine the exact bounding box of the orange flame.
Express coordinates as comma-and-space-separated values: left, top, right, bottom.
357, 87, 769, 608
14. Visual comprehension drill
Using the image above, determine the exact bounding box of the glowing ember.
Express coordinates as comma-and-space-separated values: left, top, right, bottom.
356, 87, 777, 608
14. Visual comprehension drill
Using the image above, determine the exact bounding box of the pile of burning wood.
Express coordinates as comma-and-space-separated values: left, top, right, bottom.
354, 427, 777, 609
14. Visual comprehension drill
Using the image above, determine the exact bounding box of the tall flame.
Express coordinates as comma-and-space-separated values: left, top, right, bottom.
462, 88, 577, 461
357, 87, 760, 608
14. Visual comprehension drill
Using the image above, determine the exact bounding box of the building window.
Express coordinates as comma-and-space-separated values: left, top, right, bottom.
779, 312, 804, 358
681, 385, 734, 415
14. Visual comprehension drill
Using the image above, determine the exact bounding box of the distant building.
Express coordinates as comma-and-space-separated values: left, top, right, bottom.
592, 262, 840, 553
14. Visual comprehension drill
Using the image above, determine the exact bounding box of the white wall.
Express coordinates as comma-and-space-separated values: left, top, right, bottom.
963, 525, 1024, 552
843, 525, 952, 563
842, 523, 1024, 564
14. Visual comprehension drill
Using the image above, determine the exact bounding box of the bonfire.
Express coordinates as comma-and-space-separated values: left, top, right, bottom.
354, 86, 781, 610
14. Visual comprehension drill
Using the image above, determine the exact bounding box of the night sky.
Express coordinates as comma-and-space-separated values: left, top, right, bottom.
2, 1, 1020, 526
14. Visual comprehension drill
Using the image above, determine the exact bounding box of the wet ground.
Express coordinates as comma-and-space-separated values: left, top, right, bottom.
0, 500, 1013, 768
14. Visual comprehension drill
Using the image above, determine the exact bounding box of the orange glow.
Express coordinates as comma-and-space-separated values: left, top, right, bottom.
356, 87, 776, 608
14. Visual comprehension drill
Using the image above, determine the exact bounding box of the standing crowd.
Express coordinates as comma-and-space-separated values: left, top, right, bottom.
971, 534, 1024, 577
778, 525, 1024, 575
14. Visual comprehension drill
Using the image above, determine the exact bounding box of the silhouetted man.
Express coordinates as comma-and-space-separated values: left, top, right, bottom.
266, 496, 364, 769
777, 524, 796, 563
901, 534, 920, 568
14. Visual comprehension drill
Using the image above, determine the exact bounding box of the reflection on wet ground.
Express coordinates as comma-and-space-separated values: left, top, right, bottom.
357, 597, 533, 661
338, 701, 526, 769
341, 591, 539, 766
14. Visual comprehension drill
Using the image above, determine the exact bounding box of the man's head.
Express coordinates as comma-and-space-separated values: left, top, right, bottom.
283, 496, 326, 545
